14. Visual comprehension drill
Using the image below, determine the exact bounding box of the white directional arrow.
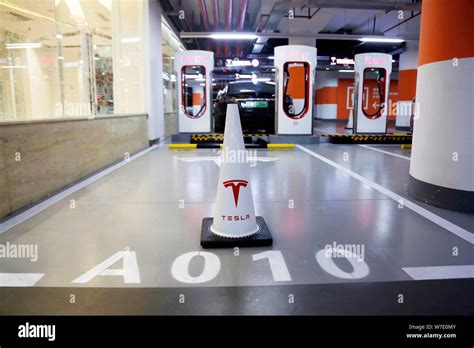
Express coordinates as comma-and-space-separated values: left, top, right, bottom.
0, 273, 44, 286
176, 156, 279, 168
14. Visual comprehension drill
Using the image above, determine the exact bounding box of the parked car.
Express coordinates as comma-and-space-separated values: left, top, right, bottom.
214, 81, 275, 134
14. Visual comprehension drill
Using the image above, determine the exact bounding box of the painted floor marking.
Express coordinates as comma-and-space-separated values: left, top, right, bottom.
0, 273, 44, 286
296, 145, 473, 244
313, 127, 346, 135
359, 144, 410, 160
0, 145, 159, 234
177, 156, 279, 168
402, 265, 474, 280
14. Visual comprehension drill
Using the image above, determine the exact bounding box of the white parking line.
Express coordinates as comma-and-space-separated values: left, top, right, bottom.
296, 145, 473, 244
402, 265, 474, 280
0, 145, 159, 234
0, 273, 44, 286
358, 144, 410, 160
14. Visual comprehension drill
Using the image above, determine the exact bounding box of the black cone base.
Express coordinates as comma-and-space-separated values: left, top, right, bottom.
200, 216, 273, 249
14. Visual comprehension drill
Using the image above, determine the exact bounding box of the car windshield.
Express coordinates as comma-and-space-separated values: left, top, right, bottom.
227, 81, 275, 95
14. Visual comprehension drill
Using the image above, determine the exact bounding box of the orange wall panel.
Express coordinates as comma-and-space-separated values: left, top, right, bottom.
398, 69, 417, 101
419, 0, 474, 67
315, 86, 338, 104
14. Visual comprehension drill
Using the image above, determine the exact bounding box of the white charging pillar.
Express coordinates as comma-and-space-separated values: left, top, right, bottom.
274, 45, 316, 135
353, 53, 392, 134
174, 50, 214, 133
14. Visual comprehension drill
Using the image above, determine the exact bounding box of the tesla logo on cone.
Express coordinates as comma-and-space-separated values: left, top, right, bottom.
223, 180, 248, 207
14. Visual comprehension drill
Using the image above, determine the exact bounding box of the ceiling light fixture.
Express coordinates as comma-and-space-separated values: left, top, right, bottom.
65, 0, 86, 22
121, 38, 140, 43
98, 0, 112, 11
6, 43, 42, 49
359, 37, 404, 43
210, 33, 258, 40
235, 74, 252, 79
0, 65, 27, 69
339, 69, 355, 73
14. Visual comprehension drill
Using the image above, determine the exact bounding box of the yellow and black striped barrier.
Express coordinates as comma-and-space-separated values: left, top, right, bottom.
169, 143, 294, 150
190, 134, 224, 144
321, 134, 412, 144
190, 133, 271, 144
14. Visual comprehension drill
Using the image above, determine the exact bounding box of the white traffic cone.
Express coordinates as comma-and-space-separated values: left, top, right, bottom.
211, 104, 259, 238
345, 109, 353, 129
201, 104, 272, 248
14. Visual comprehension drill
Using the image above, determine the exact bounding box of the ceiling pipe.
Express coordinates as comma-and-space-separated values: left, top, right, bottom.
198, 0, 211, 50
211, 0, 221, 57
382, 11, 421, 34
224, 0, 233, 57
237, 0, 248, 30
236, 0, 249, 57
180, 31, 416, 42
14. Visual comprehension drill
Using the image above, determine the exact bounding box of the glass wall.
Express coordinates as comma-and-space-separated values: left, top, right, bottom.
0, 0, 147, 121
161, 16, 184, 114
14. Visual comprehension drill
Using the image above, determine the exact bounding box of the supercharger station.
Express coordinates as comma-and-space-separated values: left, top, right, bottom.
353, 53, 392, 134
174, 50, 214, 133
274, 45, 316, 135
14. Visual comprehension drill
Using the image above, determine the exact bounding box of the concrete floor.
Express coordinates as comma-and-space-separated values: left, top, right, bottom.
0, 142, 472, 314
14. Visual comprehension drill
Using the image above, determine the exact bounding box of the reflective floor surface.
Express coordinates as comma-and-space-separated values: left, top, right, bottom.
0, 142, 472, 314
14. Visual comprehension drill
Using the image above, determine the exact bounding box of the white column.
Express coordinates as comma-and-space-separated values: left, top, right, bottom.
408, 0, 473, 213
143, 0, 165, 142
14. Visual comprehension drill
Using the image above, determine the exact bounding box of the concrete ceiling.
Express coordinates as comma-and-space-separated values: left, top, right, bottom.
161, 0, 421, 62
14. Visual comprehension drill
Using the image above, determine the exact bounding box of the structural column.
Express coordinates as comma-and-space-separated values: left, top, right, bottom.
144, 0, 165, 142
408, 0, 473, 213
396, 42, 418, 130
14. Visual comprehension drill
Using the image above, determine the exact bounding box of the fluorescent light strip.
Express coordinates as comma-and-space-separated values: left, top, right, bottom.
98, 0, 112, 12
339, 70, 355, 73
6, 43, 42, 49
359, 37, 404, 43
63, 62, 80, 68
236, 74, 252, 79
121, 37, 140, 43
210, 33, 257, 40
228, 60, 252, 67
65, 0, 85, 22
0, 66, 27, 69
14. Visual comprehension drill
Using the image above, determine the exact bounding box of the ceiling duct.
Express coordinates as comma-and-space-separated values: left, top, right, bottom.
251, 1, 288, 53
